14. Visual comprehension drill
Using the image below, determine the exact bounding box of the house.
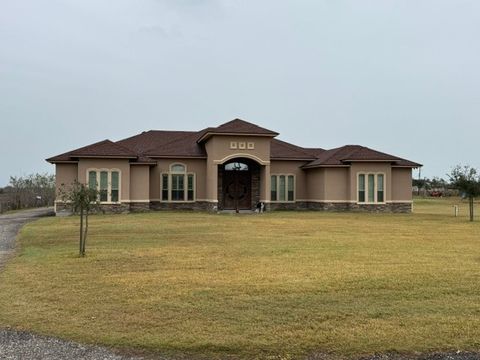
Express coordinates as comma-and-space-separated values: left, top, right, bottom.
47, 119, 421, 213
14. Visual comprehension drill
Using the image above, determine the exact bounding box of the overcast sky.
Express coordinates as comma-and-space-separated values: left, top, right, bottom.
1, 0, 479, 186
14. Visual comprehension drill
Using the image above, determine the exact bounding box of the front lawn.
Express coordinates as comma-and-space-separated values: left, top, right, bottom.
0, 199, 479, 359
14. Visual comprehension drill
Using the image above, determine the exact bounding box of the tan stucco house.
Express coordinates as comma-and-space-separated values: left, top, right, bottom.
47, 119, 421, 213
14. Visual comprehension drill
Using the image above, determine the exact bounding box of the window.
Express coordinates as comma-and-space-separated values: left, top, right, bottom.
171, 164, 185, 172
279, 175, 286, 201
187, 174, 194, 201
358, 174, 365, 202
87, 169, 121, 203
358, 173, 385, 204
100, 171, 108, 202
161, 163, 196, 202
171, 174, 184, 201
368, 174, 375, 202
111, 171, 119, 202
271, 174, 295, 202
287, 175, 294, 201
271, 176, 277, 201
224, 162, 248, 171
377, 174, 384, 203
88, 171, 97, 190
162, 174, 169, 201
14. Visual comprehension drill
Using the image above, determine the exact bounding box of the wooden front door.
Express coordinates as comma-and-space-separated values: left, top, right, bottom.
223, 169, 251, 210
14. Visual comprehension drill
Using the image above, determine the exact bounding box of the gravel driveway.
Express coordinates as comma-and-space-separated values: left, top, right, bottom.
0, 209, 478, 360
0, 208, 54, 270
0, 208, 144, 360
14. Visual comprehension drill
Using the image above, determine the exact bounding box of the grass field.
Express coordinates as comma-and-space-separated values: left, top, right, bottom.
0, 198, 479, 359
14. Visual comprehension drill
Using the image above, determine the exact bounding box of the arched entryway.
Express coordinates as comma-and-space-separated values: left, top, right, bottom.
217, 158, 260, 211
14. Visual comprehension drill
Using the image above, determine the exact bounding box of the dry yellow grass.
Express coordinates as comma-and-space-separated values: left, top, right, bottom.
0, 198, 479, 359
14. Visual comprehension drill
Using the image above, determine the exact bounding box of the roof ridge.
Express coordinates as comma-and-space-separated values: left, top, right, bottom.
69, 139, 114, 154
148, 130, 198, 134
341, 145, 402, 161
304, 147, 325, 151
111, 139, 142, 155
214, 118, 239, 128
320, 146, 349, 163
340, 145, 364, 160
117, 130, 196, 142
70, 139, 136, 156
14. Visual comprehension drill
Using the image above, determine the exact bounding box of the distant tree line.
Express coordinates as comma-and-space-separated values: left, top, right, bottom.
412, 176, 458, 197
414, 165, 480, 221
0, 173, 55, 213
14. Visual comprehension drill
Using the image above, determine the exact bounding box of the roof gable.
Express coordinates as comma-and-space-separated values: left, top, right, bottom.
70, 140, 137, 158
197, 119, 278, 143
303, 145, 421, 168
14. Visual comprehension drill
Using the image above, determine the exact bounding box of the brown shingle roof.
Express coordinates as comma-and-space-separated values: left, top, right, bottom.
46, 150, 75, 163
197, 118, 278, 142
144, 132, 206, 158
271, 139, 316, 160
46, 140, 138, 163
303, 147, 326, 157
46, 119, 421, 168
303, 145, 421, 168
117, 131, 203, 157
70, 140, 137, 158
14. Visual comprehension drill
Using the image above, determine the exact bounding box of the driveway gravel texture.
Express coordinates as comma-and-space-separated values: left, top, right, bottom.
0, 209, 478, 360
0, 208, 144, 360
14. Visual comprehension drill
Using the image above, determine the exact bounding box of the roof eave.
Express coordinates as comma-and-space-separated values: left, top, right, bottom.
341, 159, 399, 163
271, 157, 316, 161
301, 164, 351, 169
70, 155, 137, 159
392, 164, 423, 168
145, 155, 207, 159
46, 159, 78, 164
196, 132, 278, 144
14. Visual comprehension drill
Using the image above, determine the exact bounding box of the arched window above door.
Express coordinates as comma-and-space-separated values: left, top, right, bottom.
224, 162, 249, 171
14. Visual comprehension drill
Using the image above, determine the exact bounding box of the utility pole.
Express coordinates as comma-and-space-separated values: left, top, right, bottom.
418, 167, 422, 196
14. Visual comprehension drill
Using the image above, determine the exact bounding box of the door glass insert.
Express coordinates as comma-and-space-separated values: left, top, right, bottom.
225, 162, 249, 171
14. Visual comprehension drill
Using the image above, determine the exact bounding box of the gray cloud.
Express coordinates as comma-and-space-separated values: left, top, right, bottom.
0, 0, 479, 185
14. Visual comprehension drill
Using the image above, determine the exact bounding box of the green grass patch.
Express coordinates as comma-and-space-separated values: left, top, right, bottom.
0, 199, 479, 359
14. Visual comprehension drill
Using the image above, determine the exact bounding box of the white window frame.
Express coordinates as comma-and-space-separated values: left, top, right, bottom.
160, 163, 196, 203
270, 174, 296, 203
357, 172, 386, 204
86, 168, 122, 204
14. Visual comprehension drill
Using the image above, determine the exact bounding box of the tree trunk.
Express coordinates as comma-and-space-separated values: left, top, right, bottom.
82, 210, 89, 255
469, 197, 474, 222
79, 207, 84, 256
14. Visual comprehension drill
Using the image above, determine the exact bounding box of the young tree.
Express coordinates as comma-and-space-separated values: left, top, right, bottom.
448, 165, 480, 222
59, 181, 99, 256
